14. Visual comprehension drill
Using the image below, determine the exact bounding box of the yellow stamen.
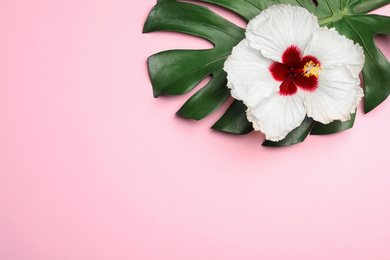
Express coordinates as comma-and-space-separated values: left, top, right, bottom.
302, 61, 321, 78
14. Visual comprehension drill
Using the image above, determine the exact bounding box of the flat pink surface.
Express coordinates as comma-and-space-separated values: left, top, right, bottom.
1, 1, 390, 259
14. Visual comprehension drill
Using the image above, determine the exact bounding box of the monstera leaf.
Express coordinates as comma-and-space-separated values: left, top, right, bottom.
143, 0, 390, 146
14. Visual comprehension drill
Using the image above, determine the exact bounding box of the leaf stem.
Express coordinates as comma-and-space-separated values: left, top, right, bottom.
318, 10, 348, 26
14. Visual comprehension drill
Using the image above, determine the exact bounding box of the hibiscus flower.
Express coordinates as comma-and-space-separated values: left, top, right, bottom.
224, 4, 365, 142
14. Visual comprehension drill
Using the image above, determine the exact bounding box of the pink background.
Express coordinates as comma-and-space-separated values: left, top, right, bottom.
1, 1, 390, 259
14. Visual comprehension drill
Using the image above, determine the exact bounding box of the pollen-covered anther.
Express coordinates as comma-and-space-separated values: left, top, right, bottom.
303, 61, 321, 78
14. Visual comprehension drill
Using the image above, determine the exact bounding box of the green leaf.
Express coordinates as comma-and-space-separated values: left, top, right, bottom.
176, 70, 230, 120
262, 117, 315, 147
311, 111, 357, 135
144, 1, 244, 117
211, 100, 253, 134
144, 0, 390, 146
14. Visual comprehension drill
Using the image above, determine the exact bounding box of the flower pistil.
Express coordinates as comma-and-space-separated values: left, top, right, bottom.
302, 61, 321, 78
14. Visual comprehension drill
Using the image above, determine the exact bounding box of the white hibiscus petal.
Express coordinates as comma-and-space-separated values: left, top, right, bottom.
246, 4, 319, 62
247, 93, 306, 142
303, 66, 364, 124
304, 27, 365, 77
224, 39, 280, 107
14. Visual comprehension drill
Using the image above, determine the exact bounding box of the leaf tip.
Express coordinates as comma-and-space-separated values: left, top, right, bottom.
153, 88, 161, 98
261, 139, 304, 147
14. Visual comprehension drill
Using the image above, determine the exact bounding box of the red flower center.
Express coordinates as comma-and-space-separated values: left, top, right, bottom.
269, 45, 321, 96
